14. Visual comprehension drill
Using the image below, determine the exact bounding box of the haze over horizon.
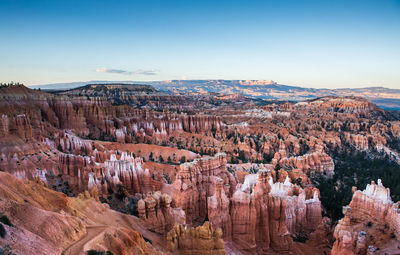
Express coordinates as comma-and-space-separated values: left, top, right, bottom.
26, 79, 400, 91
1, 0, 400, 89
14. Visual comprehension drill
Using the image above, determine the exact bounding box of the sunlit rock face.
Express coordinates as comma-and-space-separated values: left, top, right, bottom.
166, 222, 226, 255
172, 152, 323, 253
230, 171, 322, 253
138, 191, 186, 234
273, 151, 334, 176
332, 180, 400, 255
0, 171, 161, 255
3, 84, 400, 255
173, 153, 236, 224
207, 178, 232, 240
87, 152, 161, 197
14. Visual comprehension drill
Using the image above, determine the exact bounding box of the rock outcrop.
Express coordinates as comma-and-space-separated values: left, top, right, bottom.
172, 153, 323, 253
207, 178, 232, 240
273, 150, 334, 176
173, 153, 236, 224
230, 171, 322, 253
166, 222, 226, 255
0, 171, 161, 255
138, 191, 186, 234
332, 180, 400, 255
87, 152, 159, 197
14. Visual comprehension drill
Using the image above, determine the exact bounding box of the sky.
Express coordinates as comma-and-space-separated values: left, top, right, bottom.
0, 0, 399, 89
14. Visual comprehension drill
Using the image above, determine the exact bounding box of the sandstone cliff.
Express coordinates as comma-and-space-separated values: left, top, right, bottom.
173, 153, 236, 223
332, 180, 400, 255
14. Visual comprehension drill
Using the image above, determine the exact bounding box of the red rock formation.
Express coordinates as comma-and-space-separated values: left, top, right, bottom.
166, 222, 226, 255
332, 180, 400, 255
0, 85, 224, 149
173, 153, 236, 223
0, 171, 161, 255
391, 122, 400, 137
3, 85, 400, 255
138, 191, 185, 234
230, 172, 322, 253
274, 150, 334, 176
345, 133, 369, 151
303, 96, 382, 115
172, 153, 323, 253
87, 152, 158, 197
207, 178, 232, 240
57, 131, 93, 155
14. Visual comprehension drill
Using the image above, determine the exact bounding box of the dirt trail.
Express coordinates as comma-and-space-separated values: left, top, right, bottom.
120, 214, 167, 251
63, 225, 107, 255
62, 214, 167, 255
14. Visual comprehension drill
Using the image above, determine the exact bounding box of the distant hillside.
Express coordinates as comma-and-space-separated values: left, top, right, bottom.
28, 80, 400, 110
56, 83, 159, 95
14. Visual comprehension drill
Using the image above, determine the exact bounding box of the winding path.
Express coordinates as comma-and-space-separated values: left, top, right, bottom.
63, 225, 107, 255
62, 214, 167, 255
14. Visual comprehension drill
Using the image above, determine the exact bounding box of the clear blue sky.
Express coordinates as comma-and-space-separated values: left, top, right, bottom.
1, 0, 399, 88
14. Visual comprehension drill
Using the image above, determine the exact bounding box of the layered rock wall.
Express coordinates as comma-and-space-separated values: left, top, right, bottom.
173, 153, 236, 223
274, 151, 334, 176
138, 191, 186, 234
207, 178, 232, 240
230, 172, 322, 253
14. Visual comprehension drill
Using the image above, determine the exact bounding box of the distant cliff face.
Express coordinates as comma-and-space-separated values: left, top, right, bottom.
30, 80, 400, 110
57, 83, 159, 96
154, 80, 400, 110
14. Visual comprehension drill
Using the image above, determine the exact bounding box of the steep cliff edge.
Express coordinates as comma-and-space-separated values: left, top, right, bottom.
332, 180, 400, 255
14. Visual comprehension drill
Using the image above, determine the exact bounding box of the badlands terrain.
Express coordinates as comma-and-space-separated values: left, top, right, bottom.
1, 82, 400, 254
30, 80, 400, 110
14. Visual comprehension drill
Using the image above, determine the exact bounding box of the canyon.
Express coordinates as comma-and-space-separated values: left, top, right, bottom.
31, 80, 400, 110
1, 83, 400, 254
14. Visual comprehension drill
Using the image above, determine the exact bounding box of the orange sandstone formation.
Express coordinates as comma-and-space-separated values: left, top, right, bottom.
230, 171, 322, 253
173, 153, 236, 223
138, 191, 186, 234
0, 172, 160, 255
166, 222, 226, 255
207, 178, 232, 240
332, 180, 400, 255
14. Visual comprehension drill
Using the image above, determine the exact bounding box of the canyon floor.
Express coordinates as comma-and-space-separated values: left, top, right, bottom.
1, 83, 400, 254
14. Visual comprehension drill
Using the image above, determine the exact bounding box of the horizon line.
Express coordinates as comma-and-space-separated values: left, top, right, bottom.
24, 79, 398, 91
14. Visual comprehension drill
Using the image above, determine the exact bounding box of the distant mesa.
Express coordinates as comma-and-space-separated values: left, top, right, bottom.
59, 83, 159, 94
28, 80, 400, 110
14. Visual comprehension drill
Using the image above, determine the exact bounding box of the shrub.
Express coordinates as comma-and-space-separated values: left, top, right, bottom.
143, 236, 152, 244
292, 234, 308, 243
0, 245, 16, 255
180, 156, 186, 164
87, 250, 105, 255
86, 250, 113, 255
0, 224, 6, 238
0, 214, 13, 227
115, 184, 127, 200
